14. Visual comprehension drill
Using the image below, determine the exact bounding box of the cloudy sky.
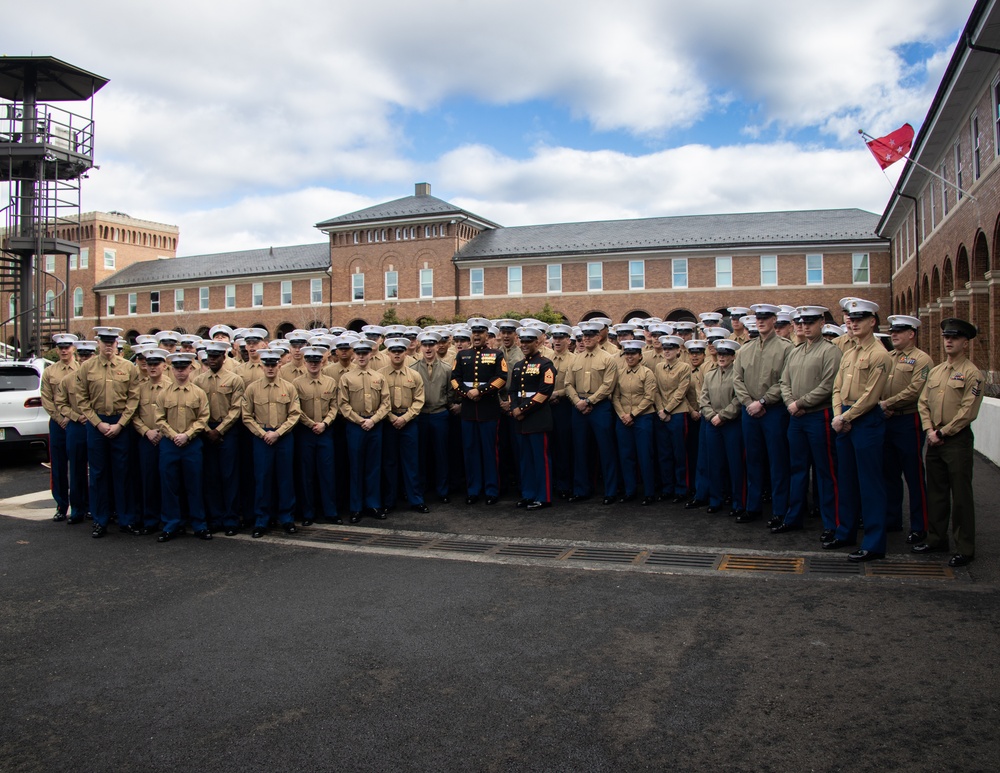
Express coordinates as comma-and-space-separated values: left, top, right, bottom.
9, 0, 974, 256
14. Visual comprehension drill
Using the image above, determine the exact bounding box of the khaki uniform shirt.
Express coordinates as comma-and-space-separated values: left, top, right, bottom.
917, 356, 984, 436
728, 331, 751, 345
40, 360, 78, 420
565, 348, 619, 405
602, 341, 618, 355
279, 362, 308, 384
653, 360, 692, 414
194, 368, 246, 435
323, 359, 352, 382
882, 345, 933, 414
411, 359, 452, 414
242, 378, 301, 437
832, 336, 892, 422
687, 363, 706, 416
77, 354, 140, 426
549, 350, 575, 400
293, 374, 340, 428
499, 344, 524, 392
700, 363, 741, 422
237, 360, 266, 387
370, 349, 390, 372
833, 334, 856, 353
155, 382, 210, 439
338, 366, 391, 425
55, 370, 86, 424
134, 380, 168, 435
732, 333, 792, 407
381, 365, 425, 424
780, 339, 842, 412
612, 364, 657, 417
641, 348, 664, 370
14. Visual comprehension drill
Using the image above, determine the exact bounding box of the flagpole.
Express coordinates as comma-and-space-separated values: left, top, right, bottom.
859, 130, 977, 201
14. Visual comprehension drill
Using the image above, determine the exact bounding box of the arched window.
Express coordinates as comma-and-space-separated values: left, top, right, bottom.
73, 287, 84, 317
44, 290, 55, 318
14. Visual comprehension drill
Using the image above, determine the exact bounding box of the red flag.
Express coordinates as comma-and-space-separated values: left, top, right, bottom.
866, 123, 914, 170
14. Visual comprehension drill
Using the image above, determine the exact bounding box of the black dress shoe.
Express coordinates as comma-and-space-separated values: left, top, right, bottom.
67, 517, 84, 525
411, 503, 430, 513
567, 495, 590, 503
526, 501, 550, 511
729, 509, 744, 518
224, 529, 239, 536
284, 524, 298, 534
52, 511, 67, 522
119, 524, 145, 536
735, 510, 760, 524
302, 520, 314, 527
333, 518, 343, 524
485, 496, 499, 505
670, 496, 687, 504
252, 529, 267, 538
557, 491, 571, 500
515, 499, 530, 508
820, 529, 836, 543
349, 512, 362, 523
906, 530, 928, 545
465, 496, 479, 505
911, 542, 948, 554
766, 516, 783, 529
618, 494, 636, 504
440, 496, 451, 504
684, 499, 707, 510
641, 497, 656, 506
848, 549, 885, 562
770, 522, 802, 534
948, 553, 974, 567
156, 531, 175, 543
602, 496, 617, 505
374, 508, 388, 519
822, 538, 856, 550
194, 529, 213, 541
91, 524, 107, 539
706, 505, 722, 514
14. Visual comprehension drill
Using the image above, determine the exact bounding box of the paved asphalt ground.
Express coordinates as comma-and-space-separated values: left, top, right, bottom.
2, 445, 999, 772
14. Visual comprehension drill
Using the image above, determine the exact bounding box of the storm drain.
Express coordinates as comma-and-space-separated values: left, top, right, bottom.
285, 526, 959, 582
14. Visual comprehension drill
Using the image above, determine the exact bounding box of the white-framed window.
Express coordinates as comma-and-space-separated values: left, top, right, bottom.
353, 231, 360, 245
470, 268, 484, 296
79, 248, 88, 269
587, 262, 603, 291
715, 256, 732, 288
507, 266, 522, 295
852, 253, 870, 284
73, 287, 83, 318
310, 278, 322, 304
955, 141, 964, 201
128, 292, 137, 315
760, 255, 778, 286
629, 260, 645, 290
69, 253, 77, 270
940, 163, 949, 216
384, 271, 398, 300
225, 284, 236, 309
806, 254, 823, 285
352, 273, 364, 302
103, 248, 116, 270
150, 291, 160, 314
174, 288, 184, 311
252, 282, 264, 307
200, 286, 210, 311
395, 227, 416, 240
672, 258, 688, 289
44, 290, 55, 318
280, 280, 292, 306
929, 180, 937, 229
45, 255, 56, 273
972, 114, 982, 180
106, 294, 115, 316
420, 268, 434, 298
547, 264, 562, 293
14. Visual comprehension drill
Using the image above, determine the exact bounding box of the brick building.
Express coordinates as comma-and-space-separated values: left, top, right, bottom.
2, 210, 178, 346
879, 0, 1000, 379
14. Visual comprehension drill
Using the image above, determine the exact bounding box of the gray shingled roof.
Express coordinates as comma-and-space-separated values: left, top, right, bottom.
456, 208, 885, 260
315, 193, 498, 228
93, 243, 329, 290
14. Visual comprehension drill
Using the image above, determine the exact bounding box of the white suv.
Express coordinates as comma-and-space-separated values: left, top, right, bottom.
0, 358, 51, 451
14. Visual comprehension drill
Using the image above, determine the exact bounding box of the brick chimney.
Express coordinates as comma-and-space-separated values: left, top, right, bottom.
415, 182, 431, 196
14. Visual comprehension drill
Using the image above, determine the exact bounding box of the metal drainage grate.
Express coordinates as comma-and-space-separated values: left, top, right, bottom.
865, 562, 955, 579
720, 555, 804, 573
495, 545, 566, 559
428, 540, 495, 554
807, 558, 864, 576
300, 529, 373, 545
566, 547, 642, 564
645, 551, 719, 569
368, 535, 433, 549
